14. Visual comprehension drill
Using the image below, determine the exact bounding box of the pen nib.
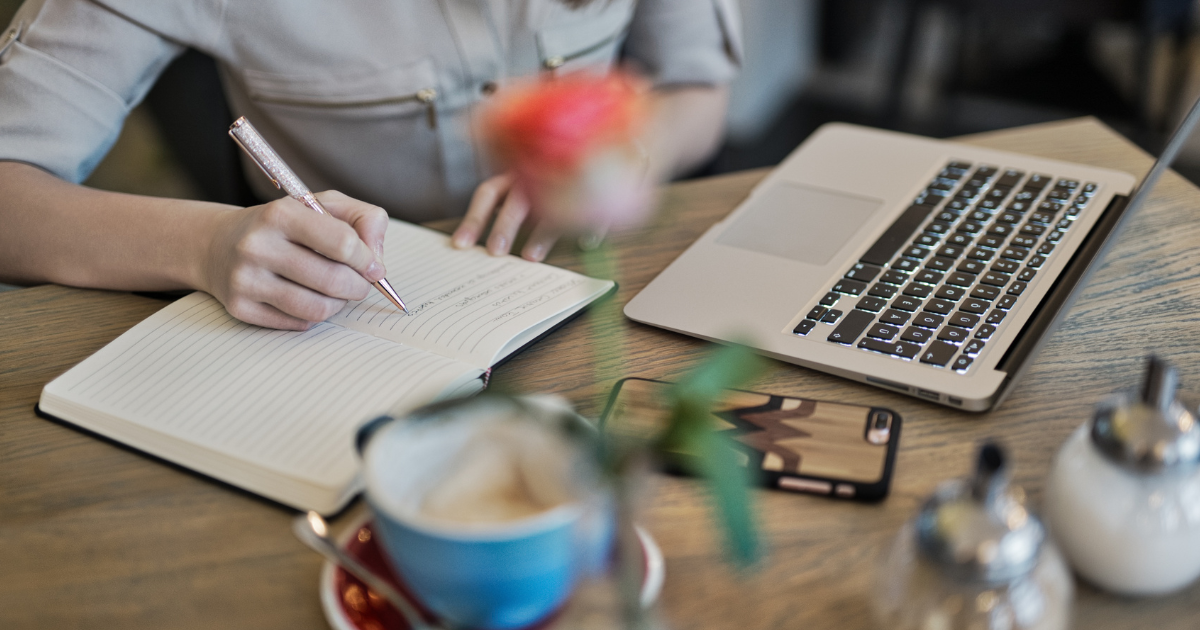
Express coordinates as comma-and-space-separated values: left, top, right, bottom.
373, 278, 410, 315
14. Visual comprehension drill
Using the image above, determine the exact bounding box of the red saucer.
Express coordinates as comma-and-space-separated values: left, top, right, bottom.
319, 515, 664, 630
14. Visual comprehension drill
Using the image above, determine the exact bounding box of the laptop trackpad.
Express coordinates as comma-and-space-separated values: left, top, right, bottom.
715, 183, 882, 266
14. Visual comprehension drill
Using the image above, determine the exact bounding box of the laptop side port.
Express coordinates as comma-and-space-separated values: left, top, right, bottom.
948, 396, 964, 406
917, 389, 940, 401
866, 376, 909, 392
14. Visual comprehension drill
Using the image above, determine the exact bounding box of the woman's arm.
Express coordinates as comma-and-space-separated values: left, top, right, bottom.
0, 161, 390, 330
451, 84, 730, 261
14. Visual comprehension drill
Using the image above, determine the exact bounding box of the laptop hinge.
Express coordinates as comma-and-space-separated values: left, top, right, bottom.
992, 193, 1132, 405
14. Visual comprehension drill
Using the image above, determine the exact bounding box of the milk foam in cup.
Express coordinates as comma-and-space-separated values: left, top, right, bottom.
359, 395, 612, 629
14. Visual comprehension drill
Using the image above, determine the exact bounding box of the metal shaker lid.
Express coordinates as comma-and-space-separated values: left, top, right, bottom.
916, 443, 1045, 584
1091, 356, 1200, 473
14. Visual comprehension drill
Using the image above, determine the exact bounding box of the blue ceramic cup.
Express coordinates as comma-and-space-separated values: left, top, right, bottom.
358, 396, 612, 630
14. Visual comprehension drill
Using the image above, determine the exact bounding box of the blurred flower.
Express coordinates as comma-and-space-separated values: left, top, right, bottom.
480, 72, 654, 233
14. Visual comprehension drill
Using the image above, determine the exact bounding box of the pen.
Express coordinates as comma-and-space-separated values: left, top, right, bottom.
228, 117, 409, 315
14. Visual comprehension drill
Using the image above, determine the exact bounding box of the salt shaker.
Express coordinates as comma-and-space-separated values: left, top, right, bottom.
1045, 356, 1200, 595
873, 443, 1072, 630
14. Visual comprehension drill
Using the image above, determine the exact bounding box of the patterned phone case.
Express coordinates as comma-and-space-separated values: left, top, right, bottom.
600, 378, 901, 501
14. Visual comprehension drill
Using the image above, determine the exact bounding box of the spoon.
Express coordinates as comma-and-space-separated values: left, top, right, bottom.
293, 511, 443, 630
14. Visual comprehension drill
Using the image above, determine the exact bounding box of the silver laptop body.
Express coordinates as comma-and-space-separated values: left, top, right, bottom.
626, 109, 1198, 411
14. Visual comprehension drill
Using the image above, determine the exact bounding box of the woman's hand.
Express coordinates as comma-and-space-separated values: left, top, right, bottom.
450, 173, 562, 262
201, 190, 390, 330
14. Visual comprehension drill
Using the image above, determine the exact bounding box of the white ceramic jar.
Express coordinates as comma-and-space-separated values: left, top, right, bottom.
1044, 357, 1200, 596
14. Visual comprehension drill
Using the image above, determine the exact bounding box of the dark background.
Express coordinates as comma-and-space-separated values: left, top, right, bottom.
2, 0, 1199, 203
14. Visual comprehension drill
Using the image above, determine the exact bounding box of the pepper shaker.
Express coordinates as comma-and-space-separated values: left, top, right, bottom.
1045, 356, 1200, 595
873, 443, 1072, 630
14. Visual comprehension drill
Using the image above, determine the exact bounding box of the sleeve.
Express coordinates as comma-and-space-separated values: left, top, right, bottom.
0, 0, 184, 183
621, 0, 743, 87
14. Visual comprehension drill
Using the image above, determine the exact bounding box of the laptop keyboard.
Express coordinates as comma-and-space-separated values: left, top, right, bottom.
791, 161, 1098, 373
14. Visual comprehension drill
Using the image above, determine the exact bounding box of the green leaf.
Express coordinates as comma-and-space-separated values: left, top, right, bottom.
662, 343, 765, 567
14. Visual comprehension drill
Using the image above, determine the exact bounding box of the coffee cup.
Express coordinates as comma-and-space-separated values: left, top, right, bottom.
357, 395, 613, 629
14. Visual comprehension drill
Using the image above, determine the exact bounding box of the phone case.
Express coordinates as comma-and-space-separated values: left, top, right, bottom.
600, 378, 901, 501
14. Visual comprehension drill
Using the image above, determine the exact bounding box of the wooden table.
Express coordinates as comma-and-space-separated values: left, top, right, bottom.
2, 119, 1198, 629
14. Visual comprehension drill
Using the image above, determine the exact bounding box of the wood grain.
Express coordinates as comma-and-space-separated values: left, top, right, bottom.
2, 118, 1198, 629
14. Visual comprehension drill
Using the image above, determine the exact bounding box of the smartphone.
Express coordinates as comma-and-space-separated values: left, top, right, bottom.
600, 378, 901, 501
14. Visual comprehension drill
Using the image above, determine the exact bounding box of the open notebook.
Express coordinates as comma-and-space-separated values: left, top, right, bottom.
39, 220, 614, 514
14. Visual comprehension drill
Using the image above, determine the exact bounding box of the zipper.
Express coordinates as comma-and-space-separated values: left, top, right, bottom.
254, 87, 439, 129
542, 29, 625, 71
0, 21, 24, 58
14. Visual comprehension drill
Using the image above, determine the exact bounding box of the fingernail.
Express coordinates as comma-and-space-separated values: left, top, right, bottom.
489, 235, 507, 255
453, 233, 473, 249
526, 244, 546, 261
366, 256, 386, 281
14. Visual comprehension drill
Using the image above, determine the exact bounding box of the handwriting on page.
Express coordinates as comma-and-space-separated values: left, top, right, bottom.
325, 222, 603, 366
60, 294, 474, 484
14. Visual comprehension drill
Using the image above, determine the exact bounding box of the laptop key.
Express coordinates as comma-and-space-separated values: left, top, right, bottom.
892, 258, 920, 272
997, 211, 1022, 224
869, 283, 899, 298
1017, 268, 1037, 282
891, 296, 923, 312
925, 257, 955, 272
997, 295, 1018, 310
987, 223, 1014, 237
827, 310, 874, 345
901, 326, 933, 344
948, 312, 981, 328
981, 271, 1011, 287
880, 270, 910, 285
845, 262, 883, 282
912, 312, 945, 328
959, 221, 985, 234
822, 309, 844, 324
1020, 224, 1046, 236
1025, 174, 1052, 189
819, 292, 840, 306
977, 235, 1005, 249
937, 245, 965, 259
1008, 281, 1027, 296
1010, 235, 1037, 248
985, 309, 1006, 325
957, 260, 987, 274
970, 285, 1000, 300
920, 341, 959, 367
914, 233, 941, 247
967, 247, 994, 261
856, 296, 888, 312
925, 221, 951, 235
1001, 246, 1030, 260
935, 285, 966, 301
859, 204, 938, 266
903, 283, 932, 298
975, 324, 997, 339
793, 320, 816, 336
867, 323, 900, 340
832, 279, 868, 295
952, 355, 974, 372
991, 259, 1019, 274
879, 309, 911, 326
946, 271, 976, 287
923, 299, 955, 315
937, 327, 969, 343
903, 246, 931, 259
963, 339, 986, 355
915, 270, 944, 285
858, 337, 922, 359
1047, 230, 1064, 242
807, 306, 829, 320
947, 233, 973, 246
960, 299, 989, 315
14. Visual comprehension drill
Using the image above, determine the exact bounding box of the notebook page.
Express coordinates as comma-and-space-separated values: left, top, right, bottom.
43, 292, 479, 491
327, 220, 613, 369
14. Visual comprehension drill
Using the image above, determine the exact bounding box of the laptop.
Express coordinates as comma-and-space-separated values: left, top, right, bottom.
625, 100, 1200, 412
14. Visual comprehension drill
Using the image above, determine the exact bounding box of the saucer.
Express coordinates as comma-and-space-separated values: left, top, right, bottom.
319, 513, 665, 630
